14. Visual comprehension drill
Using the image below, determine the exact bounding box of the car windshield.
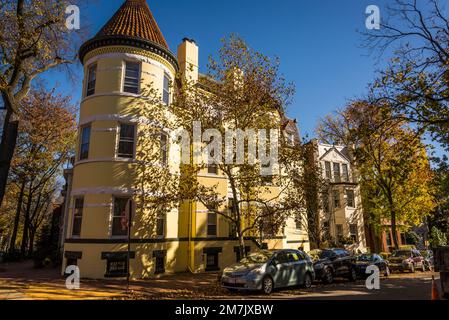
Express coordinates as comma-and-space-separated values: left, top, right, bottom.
319, 250, 335, 259
357, 254, 373, 261
240, 252, 271, 264
392, 250, 410, 257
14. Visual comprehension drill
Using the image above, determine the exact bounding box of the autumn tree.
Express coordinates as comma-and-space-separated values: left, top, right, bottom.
362, 0, 449, 150
0, 0, 85, 207
171, 35, 306, 256
4, 87, 76, 257
318, 101, 436, 250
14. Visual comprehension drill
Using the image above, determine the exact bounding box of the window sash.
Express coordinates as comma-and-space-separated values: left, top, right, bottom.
207, 212, 217, 236
324, 162, 332, 179
333, 190, 340, 208
86, 65, 96, 96
156, 216, 165, 237
79, 126, 91, 160
106, 259, 128, 276
207, 164, 218, 175
72, 198, 84, 236
333, 163, 341, 182
112, 197, 131, 237
346, 190, 355, 207
155, 256, 165, 274
123, 62, 140, 94
163, 74, 170, 104
118, 124, 135, 158
342, 164, 349, 182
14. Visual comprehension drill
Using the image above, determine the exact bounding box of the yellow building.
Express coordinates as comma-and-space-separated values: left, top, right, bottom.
62, 0, 309, 279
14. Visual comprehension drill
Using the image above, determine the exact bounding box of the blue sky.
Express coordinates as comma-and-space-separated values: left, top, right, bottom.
45, 0, 439, 142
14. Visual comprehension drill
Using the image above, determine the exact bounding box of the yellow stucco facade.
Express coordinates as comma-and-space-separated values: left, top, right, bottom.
62, 1, 310, 279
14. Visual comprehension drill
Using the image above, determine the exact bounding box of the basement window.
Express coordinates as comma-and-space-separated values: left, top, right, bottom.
106, 258, 128, 278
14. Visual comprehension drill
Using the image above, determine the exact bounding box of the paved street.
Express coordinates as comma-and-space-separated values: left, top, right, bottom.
0, 261, 445, 300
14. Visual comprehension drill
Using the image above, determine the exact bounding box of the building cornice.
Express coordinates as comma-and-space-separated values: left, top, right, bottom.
79, 35, 179, 72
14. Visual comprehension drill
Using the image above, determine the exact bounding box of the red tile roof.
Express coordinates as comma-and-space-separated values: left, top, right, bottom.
95, 0, 169, 49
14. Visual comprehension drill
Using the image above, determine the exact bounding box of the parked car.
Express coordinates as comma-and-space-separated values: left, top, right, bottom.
312, 248, 357, 284
220, 249, 315, 294
354, 253, 390, 277
388, 249, 426, 273
420, 250, 434, 271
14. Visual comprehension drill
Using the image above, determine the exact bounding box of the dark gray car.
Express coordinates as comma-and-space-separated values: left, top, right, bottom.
220, 249, 315, 294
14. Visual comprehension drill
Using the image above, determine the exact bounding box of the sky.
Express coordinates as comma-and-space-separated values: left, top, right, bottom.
44, 0, 444, 146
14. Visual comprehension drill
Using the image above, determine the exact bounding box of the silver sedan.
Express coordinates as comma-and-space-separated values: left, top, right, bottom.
220, 249, 315, 294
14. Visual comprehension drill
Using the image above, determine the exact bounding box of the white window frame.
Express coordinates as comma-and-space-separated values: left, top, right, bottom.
71, 197, 84, 238
122, 60, 141, 94
162, 72, 171, 105
111, 197, 133, 239
207, 211, 218, 237
117, 122, 137, 159
85, 63, 97, 97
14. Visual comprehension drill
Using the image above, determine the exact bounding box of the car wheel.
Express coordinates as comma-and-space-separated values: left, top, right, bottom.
322, 268, 334, 284
262, 276, 274, 295
384, 266, 390, 277
303, 273, 313, 289
348, 268, 357, 282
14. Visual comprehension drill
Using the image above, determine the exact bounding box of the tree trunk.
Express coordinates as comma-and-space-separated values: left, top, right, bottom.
20, 182, 34, 257
0, 107, 19, 208
28, 228, 36, 256
8, 179, 26, 254
390, 209, 400, 250
238, 229, 246, 258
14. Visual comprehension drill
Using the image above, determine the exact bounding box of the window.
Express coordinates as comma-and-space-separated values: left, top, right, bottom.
79, 125, 91, 160
324, 161, 332, 179
123, 61, 140, 94
261, 175, 274, 186
72, 197, 84, 237
86, 64, 96, 96
286, 132, 295, 146
106, 258, 127, 277
118, 124, 135, 158
206, 253, 219, 271
153, 251, 166, 274
386, 231, 392, 246
66, 258, 78, 267
160, 133, 168, 165
333, 190, 340, 208
207, 212, 217, 237
350, 224, 358, 242
112, 197, 132, 237
342, 164, 349, 182
346, 189, 355, 208
295, 214, 302, 230
336, 224, 344, 242
156, 215, 165, 237
333, 163, 341, 182
163, 73, 170, 104
155, 256, 165, 274
207, 164, 218, 175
